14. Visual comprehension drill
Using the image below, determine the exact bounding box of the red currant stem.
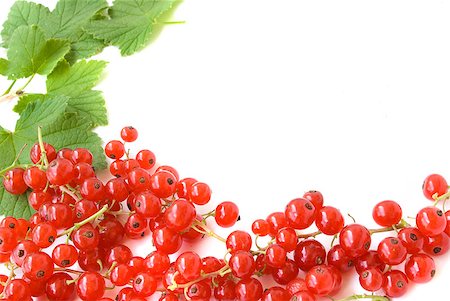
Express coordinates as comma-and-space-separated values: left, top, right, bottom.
1, 79, 16, 96
254, 235, 272, 251
59, 185, 81, 202
17, 73, 35, 92
433, 190, 450, 206
164, 20, 186, 25
369, 223, 406, 235
0, 144, 29, 176
66, 279, 78, 285
348, 213, 356, 223
105, 261, 117, 277
201, 209, 216, 218
37, 126, 49, 167
168, 265, 231, 291
330, 234, 338, 247
297, 230, 322, 239
0, 263, 16, 298
58, 204, 109, 237
191, 220, 226, 243
97, 259, 104, 271
55, 268, 82, 274
336, 294, 391, 301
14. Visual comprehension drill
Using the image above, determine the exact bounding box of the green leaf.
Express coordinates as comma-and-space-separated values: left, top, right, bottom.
6, 25, 70, 79
13, 94, 46, 114
46, 60, 108, 126
86, 0, 179, 56
0, 58, 8, 75
0, 187, 34, 220
0, 1, 51, 48
65, 31, 106, 64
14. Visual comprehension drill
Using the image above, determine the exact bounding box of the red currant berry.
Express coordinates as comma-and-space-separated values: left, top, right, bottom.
416, 206, 447, 237
150, 171, 176, 198
305, 265, 334, 296
315, 206, 344, 235
265, 244, 287, 268
152, 227, 182, 255
45, 272, 75, 300
110, 160, 126, 178
127, 256, 145, 277
76, 272, 105, 300
291, 290, 316, 301
214, 279, 237, 300
134, 191, 161, 218
145, 251, 170, 275
235, 278, 263, 301
52, 244, 78, 267
285, 198, 316, 230
30, 142, 56, 164
286, 277, 307, 295
98, 215, 125, 247
229, 251, 256, 279
28, 190, 52, 210
339, 224, 371, 258
72, 148, 93, 165
226, 230, 252, 253
303, 190, 324, 210
186, 281, 212, 299
423, 174, 448, 200
266, 212, 288, 236
176, 251, 202, 281
354, 250, 386, 274
272, 258, 299, 285
372, 200, 402, 227
105, 140, 125, 159
3, 168, 27, 195
12, 240, 39, 267
176, 177, 197, 198
121, 126, 138, 142
405, 253, 435, 283
423, 232, 450, 256
377, 237, 408, 265
46, 158, 75, 186
275, 227, 297, 251
110, 264, 133, 286
382, 270, 409, 298
398, 227, 425, 254
294, 239, 326, 271
4, 279, 32, 301
0, 227, 17, 253
133, 272, 157, 297
22, 252, 54, 281
78, 248, 102, 272
135, 149, 156, 169
251, 219, 270, 236
80, 177, 105, 201
261, 287, 291, 301
164, 199, 196, 232
327, 244, 354, 273
188, 182, 211, 205
215, 201, 240, 228
31, 222, 56, 248
57, 148, 73, 160
104, 245, 133, 268
23, 166, 47, 191
359, 268, 383, 291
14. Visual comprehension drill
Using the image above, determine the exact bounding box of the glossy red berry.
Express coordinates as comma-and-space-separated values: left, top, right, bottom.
265, 244, 287, 268
416, 206, 447, 237
0, 227, 17, 253
4, 279, 32, 301
135, 149, 156, 169
398, 227, 425, 254
359, 268, 383, 291
272, 258, 299, 285
22, 252, 54, 281
266, 212, 288, 236
31, 222, 56, 248
150, 171, 176, 198
121, 126, 138, 142
286, 277, 307, 295
133, 272, 157, 297
176, 251, 202, 281
176, 177, 197, 198
164, 199, 196, 232
261, 286, 291, 301
30, 142, 56, 164
45, 272, 75, 300
372, 200, 402, 227
134, 191, 161, 218
72, 148, 93, 165
294, 239, 326, 271
145, 251, 170, 275
215, 201, 240, 228
3, 168, 27, 195
229, 251, 256, 279
339, 224, 371, 258
80, 177, 105, 201
46, 158, 75, 186
305, 265, 334, 296
275, 227, 297, 251
285, 198, 316, 230
235, 278, 263, 301
23, 166, 47, 191
404, 253, 435, 283
76, 272, 105, 300
251, 219, 270, 236
214, 279, 237, 300
72, 223, 99, 250
423, 232, 450, 256
303, 190, 324, 210
110, 264, 133, 286
110, 160, 126, 178
291, 290, 316, 301
377, 237, 408, 265
327, 244, 354, 273
152, 227, 182, 255
226, 230, 252, 253
12, 240, 39, 267
105, 140, 125, 159
423, 174, 448, 200
52, 244, 78, 267
188, 182, 211, 205
382, 270, 409, 298
315, 206, 344, 235
354, 250, 386, 274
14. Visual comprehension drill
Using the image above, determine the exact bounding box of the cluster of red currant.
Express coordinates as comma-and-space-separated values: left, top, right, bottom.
0, 126, 448, 301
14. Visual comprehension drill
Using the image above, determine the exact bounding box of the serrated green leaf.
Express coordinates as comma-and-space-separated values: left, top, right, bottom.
46, 60, 108, 126
13, 94, 45, 114
0, 187, 34, 220
0, 126, 16, 170
1, 1, 51, 48
6, 25, 70, 79
0, 58, 8, 75
85, 0, 179, 55
65, 31, 106, 64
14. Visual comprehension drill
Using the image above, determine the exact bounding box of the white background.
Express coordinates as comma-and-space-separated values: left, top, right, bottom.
1, 0, 450, 300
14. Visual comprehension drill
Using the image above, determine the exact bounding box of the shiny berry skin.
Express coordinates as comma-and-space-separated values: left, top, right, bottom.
291, 290, 316, 301
31, 222, 56, 248
127, 168, 151, 193
327, 244, 354, 273
76, 272, 105, 300
80, 178, 105, 201
266, 212, 288, 236
315, 206, 344, 235
0, 227, 17, 253
4, 279, 32, 301
121, 126, 138, 142
152, 227, 182, 255
105, 140, 125, 159
126, 256, 145, 277
305, 265, 334, 296
252, 219, 270, 236
294, 239, 326, 271
12, 240, 39, 267
125, 213, 148, 238
261, 287, 291, 301
372, 200, 402, 227
98, 215, 125, 247
52, 244, 78, 267
303, 190, 324, 210
423, 232, 450, 256
382, 270, 409, 298
398, 227, 425, 254
46, 158, 75, 186
285, 198, 316, 230
110, 160, 126, 178
72, 223, 99, 250
46, 203, 73, 229
286, 277, 307, 295
176, 252, 202, 281
188, 182, 211, 205
3, 168, 27, 195
186, 281, 212, 299
214, 279, 237, 300
329, 266, 342, 296
156, 166, 179, 181
359, 268, 383, 291
133, 272, 157, 297
72, 148, 93, 165
265, 244, 287, 268
445, 210, 450, 236
136, 149, 156, 169
30, 142, 56, 164
28, 191, 52, 210
229, 251, 255, 279
110, 264, 132, 286
78, 249, 102, 272
105, 178, 129, 202
377, 237, 408, 265
226, 230, 252, 253
235, 278, 263, 301
72, 162, 95, 186
57, 148, 73, 160
175, 177, 197, 199
45, 272, 75, 300
423, 174, 448, 200
215, 201, 240, 228
272, 259, 299, 285
275, 227, 297, 251
73, 200, 98, 223
150, 171, 176, 198
22, 252, 54, 281
145, 251, 170, 275
134, 191, 161, 218
164, 199, 196, 232
416, 206, 447, 237
404, 253, 435, 283
23, 166, 47, 191
339, 224, 371, 258
354, 250, 386, 274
